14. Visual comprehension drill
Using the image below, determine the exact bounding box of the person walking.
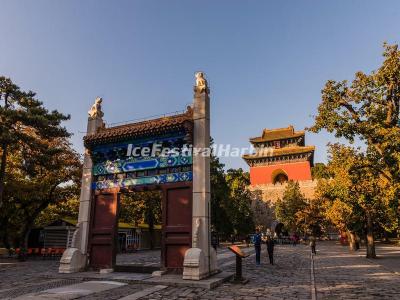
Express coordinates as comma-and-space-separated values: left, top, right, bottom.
211, 231, 218, 252
254, 228, 262, 265
293, 233, 299, 246
310, 235, 317, 254
266, 235, 274, 265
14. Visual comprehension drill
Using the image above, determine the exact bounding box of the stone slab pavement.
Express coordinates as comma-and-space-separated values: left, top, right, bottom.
0, 246, 248, 299
0, 258, 77, 299
116, 250, 161, 266
314, 241, 400, 300
116, 246, 248, 267
1, 245, 307, 299
139, 244, 311, 300
365, 243, 400, 274
7, 242, 400, 299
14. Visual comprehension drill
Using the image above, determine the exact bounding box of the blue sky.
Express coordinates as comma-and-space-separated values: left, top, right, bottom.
1, 0, 399, 169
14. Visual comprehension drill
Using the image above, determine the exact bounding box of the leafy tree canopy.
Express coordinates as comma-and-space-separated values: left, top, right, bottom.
311, 162, 331, 180
275, 181, 307, 233
309, 44, 400, 220
0, 76, 79, 249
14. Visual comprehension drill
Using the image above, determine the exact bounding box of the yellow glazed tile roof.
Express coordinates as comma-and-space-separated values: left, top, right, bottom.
243, 145, 315, 160
249, 125, 305, 143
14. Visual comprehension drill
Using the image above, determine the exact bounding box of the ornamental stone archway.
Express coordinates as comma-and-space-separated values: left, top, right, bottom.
59, 73, 217, 280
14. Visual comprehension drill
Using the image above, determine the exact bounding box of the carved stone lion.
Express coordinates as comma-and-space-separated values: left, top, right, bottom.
195, 72, 208, 93
88, 97, 104, 119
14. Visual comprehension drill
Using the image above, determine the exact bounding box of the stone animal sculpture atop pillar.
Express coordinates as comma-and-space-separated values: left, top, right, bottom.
88, 97, 104, 119
194, 72, 209, 94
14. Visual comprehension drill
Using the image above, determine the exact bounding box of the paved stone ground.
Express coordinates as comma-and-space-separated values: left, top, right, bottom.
117, 250, 161, 266
314, 241, 400, 300
0, 258, 62, 292
37, 282, 152, 300
140, 244, 311, 300
366, 243, 400, 273
4, 242, 400, 299
116, 247, 242, 267
0, 247, 244, 299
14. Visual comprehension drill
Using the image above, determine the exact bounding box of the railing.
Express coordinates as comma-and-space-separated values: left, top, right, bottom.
126, 232, 141, 251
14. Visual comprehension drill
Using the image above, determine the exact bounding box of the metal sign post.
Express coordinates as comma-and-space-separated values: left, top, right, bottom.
228, 245, 250, 284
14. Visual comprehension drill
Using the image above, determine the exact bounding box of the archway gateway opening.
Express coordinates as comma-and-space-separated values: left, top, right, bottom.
59, 73, 217, 280
116, 190, 163, 271
91, 184, 193, 273
87, 112, 194, 272
117, 191, 162, 258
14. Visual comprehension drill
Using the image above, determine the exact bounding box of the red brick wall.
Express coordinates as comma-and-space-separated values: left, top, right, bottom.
250, 161, 312, 185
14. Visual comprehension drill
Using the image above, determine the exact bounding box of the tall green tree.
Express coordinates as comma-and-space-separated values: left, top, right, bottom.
3, 139, 81, 250
35, 195, 80, 227
210, 146, 233, 236
317, 144, 395, 257
209, 147, 254, 237
275, 181, 307, 233
225, 169, 255, 236
0, 76, 78, 249
0, 77, 70, 208
250, 190, 275, 232
315, 160, 364, 251
296, 197, 326, 237
309, 43, 400, 235
311, 162, 331, 180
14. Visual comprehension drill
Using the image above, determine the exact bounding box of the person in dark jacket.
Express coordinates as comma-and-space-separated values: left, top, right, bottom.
266, 235, 274, 265
254, 228, 262, 265
310, 235, 317, 254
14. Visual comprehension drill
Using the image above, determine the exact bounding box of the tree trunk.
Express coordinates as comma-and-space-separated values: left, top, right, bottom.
366, 214, 376, 259
348, 231, 358, 251
397, 219, 400, 246
18, 225, 30, 261
17, 194, 56, 259
149, 226, 154, 250
1, 218, 10, 249
148, 214, 154, 250
0, 94, 9, 209
22, 228, 31, 250
355, 234, 360, 250
0, 143, 8, 208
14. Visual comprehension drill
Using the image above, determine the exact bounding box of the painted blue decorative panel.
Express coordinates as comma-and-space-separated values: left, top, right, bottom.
93, 155, 192, 176
91, 132, 192, 190
92, 171, 193, 190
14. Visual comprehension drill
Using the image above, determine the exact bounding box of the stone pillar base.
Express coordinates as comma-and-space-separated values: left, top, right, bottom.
182, 248, 209, 280
59, 248, 87, 273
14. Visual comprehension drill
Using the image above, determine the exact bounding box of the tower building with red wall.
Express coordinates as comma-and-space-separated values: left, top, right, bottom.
243, 126, 316, 202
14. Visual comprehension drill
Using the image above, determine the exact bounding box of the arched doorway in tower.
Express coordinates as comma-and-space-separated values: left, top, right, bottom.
271, 169, 288, 185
